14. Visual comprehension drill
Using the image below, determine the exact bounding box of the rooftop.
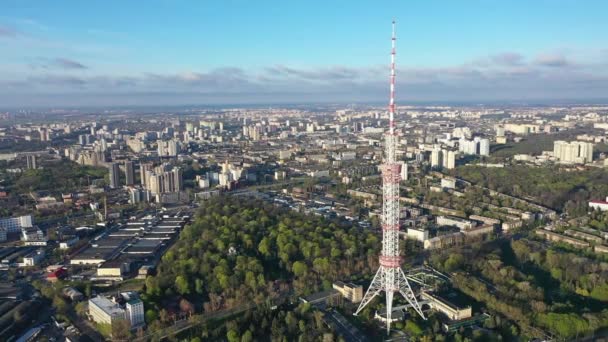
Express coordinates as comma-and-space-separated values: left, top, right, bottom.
89, 296, 124, 317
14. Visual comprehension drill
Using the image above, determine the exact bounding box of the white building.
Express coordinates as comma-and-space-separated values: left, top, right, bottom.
589, 197, 608, 211
219, 173, 231, 187
443, 150, 456, 169
431, 148, 443, 168
157, 139, 180, 157
196, 175, 210, 189
278, 150, 292, 160
22, 250, 45, 267
406, 227, 429, 242
496, 126, 505, 137
89, 296, 126, 325
126, 299, 145, 328
458, 138, 478, 155
441, 178, 456, 190
0, 215, 33, 233
21, 227, 46, 245
553, 141, 594, 164
478, 138, 490, 156
459, 137, 489, 156
436, 216, 475, 230
400, 162, 408, 181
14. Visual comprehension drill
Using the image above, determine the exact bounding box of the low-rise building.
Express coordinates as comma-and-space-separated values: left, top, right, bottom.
564, 229, 603, 244
421, 291, 472, 321
62, 287, 84, 301
536, 229, 590, 248
59, 236, 80, 249
332, 281, 363, 303
21, 227, 47, 246
436, 216, 475, 230
502, 220, 523, 231
589, 197, 608, 211
406, 227, 429, 242
21, 250, 45, 267
89, 296, 126, 325
595, 245, 608, 254
424, 232, 465, 250
97, 261, 128, 279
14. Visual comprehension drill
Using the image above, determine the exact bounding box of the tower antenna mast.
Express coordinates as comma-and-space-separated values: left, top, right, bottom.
354, 20, 426, 334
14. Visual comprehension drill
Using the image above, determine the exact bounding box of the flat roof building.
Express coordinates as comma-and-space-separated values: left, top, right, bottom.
332, 281, 363, 303
89, 296, 126, 325
421, 291, 472, 321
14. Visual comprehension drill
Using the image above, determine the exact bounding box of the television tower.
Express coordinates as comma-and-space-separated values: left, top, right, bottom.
354, 20, 425, 333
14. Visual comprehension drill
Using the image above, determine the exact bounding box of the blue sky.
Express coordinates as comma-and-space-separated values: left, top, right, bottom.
1, 0, 607, 107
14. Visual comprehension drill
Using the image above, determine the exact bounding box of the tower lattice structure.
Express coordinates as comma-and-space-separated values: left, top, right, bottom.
354, 20, 426, 334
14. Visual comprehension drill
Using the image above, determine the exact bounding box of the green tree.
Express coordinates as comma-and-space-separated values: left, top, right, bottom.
145, 309, 158, 323
241, 330, 253, 342
227, 329, 240, 342
292, 261, 308, 277
111, 319, 132, 341
175, 275, 190, 295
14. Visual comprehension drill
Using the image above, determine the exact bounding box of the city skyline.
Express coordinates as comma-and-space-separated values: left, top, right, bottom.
1, 0, 608, 107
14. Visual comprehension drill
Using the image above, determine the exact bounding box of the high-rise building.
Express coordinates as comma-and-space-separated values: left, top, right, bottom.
459, 137, 489, 156
146, 167, 182, 195
140, 162, 153, 187
148, 173, 163, 195
458, 138, 477, 155
172, 167, 183, 191
443, 150, 456, 169
431, 148, 443, 168
39, 128, 50, 142
26, 155, 37, 170
554, 141, 594, 163
126, 299, 145, 328
400, 161, 408, 181
124, 161, 135, 185
0, 215, 33, 233
496, 126, 505, 137
100, 138, 108, 152
109, 163, 120, 189
479, 138, 490, 156
157, 139, 180, 157
129, 188, 151, 204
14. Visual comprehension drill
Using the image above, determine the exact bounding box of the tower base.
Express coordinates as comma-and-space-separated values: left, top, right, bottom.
354, 266, 425, 334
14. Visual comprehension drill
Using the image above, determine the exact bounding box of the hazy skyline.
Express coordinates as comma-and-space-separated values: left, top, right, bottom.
1, 0, 608, 107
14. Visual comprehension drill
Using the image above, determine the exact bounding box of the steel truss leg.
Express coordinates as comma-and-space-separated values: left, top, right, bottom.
398, 268, 426, 319
354, 266, 383, 316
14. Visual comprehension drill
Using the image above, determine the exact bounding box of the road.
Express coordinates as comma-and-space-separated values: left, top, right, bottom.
67, 309, 106, 342
323, 309, 368, 342
133, 292, 293, 341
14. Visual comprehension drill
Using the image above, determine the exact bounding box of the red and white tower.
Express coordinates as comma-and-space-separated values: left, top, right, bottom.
354, 20, 425, 333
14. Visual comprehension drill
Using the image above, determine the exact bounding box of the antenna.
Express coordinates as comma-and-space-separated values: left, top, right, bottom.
354, 20, 426, 334
389, 20, 396, 136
